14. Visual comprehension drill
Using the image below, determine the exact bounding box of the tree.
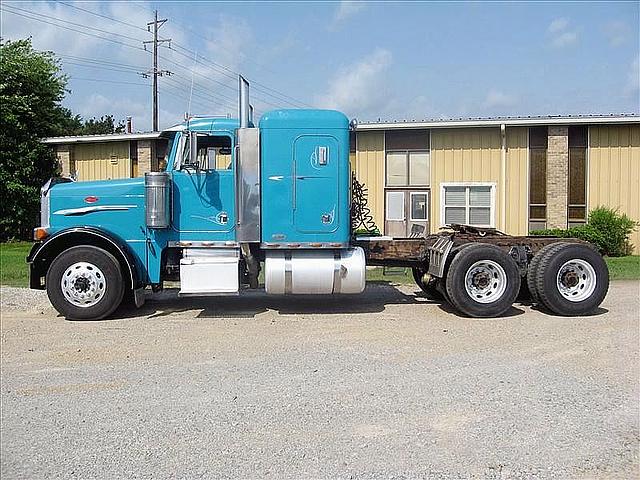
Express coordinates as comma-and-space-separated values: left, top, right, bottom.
71, 115, 126, 135
0, 39, 72, 240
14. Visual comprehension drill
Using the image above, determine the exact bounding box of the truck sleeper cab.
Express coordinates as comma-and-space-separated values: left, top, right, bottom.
27, 77, 610, 320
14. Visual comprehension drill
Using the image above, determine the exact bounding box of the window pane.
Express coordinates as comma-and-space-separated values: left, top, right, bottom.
444, 186, 466, 206
569, 206, 586, 221
568, 148, 586, 205
409, 152, 429, 186
469, 207, 491, 225
386, 191, 405, 220
411, 193, 428, 220
469, 186, 491, 206
568, 126, 587, 148
445, 207, 466, 224
529, 205, 546, 220
386, 153, 407, 186
529, 127, 548, 148
529, 148, 547, 206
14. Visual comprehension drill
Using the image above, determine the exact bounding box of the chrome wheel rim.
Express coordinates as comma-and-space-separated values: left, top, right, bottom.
60, 262, 106, 308
464, 260, 508, 304
556, 259, 596, 302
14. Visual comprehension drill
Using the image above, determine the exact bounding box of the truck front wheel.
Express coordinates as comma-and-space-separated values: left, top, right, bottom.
445, 244, 521, 318
46, 246, 125, 320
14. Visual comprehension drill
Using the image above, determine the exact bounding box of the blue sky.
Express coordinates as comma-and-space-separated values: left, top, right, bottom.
3, 1, 639, 131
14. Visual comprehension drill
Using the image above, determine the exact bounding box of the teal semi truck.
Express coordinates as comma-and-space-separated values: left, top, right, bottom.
27, 77, 609, 320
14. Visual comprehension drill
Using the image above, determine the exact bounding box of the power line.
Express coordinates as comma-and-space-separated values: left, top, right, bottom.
2, 6, 147, 52
55, 1, 149, 33
3, 4, 147, 44
68, 77, 150, 86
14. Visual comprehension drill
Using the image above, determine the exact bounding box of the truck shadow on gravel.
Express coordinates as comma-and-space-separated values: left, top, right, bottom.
110, 284, 445, 320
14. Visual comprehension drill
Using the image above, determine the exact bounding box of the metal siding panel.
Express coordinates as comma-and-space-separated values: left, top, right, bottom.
431, 128, 502, 231
506, 127, 528, 235
588, 125, 640, 253
354, 132, 384, 230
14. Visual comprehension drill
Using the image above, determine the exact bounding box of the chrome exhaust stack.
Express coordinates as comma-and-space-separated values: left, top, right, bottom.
239, 75, 250, 129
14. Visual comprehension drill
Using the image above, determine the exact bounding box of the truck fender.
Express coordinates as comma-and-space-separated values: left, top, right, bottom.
27, 227, 141, 291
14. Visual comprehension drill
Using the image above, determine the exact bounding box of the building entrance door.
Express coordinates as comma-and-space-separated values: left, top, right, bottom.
384, 189, 429, 238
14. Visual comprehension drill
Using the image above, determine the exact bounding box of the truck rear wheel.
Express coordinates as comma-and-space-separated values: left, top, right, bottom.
526, 242, 568, 305
46, 246, 124, 320
534, 243, 609, 316
445, 244, 521, 318
412, 267, 443, 300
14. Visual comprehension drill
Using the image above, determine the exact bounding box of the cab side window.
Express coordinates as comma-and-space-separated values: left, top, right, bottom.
197, 136, 232, 171
181, 134, 233, 171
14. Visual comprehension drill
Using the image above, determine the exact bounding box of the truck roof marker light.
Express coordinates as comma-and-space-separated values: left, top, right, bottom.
33, 227, 49, 241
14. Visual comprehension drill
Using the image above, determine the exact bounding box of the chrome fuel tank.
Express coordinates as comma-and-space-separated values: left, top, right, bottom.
265, 247, 365, 295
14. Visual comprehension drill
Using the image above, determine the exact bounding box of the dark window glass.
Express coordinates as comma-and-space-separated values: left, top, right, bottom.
569, 206, 586, 221
568, 147, 586, 206
529, 127, 548, 148
349, 131, 356, 153
529, 148, 547, 206
529, 206, 547, 221
568, 126, 587, 148
385, 129, 430, 150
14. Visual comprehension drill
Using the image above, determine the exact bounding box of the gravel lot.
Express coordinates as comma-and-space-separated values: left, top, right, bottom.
1, 281, 639, 479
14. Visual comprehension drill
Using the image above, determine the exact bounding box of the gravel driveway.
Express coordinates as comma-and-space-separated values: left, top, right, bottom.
1, 281, 639, 479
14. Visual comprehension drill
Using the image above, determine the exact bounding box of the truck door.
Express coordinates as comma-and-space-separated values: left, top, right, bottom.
293, 135, 340, 234
171, 133, 236, 241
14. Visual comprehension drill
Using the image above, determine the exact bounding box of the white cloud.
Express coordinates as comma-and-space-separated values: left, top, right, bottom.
330, 1, 365, 30
551, 31, 578, 48
482, 90, 517, 109
602, 20, 631, 47
546, 18, 579, 48
316, 48, 392, 117
547, 18, 569, 34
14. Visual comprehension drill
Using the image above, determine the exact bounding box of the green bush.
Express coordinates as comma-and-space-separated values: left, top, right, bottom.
531, 206, 638, 256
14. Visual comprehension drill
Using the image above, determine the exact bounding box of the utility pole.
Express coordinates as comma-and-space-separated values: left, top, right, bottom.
141, 10, 171, 131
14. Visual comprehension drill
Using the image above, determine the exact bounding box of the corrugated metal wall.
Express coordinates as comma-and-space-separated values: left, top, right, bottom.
505, 127, 529, 235
74, 142, 131, 181
431, 128, 503, 231
353, 131, 385, 230
588, 125, 640, 253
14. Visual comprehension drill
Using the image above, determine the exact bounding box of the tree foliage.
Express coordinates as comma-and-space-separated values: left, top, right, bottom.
65, 115, 126, 136
0, 39, 72, 240
0, 39, 126, 240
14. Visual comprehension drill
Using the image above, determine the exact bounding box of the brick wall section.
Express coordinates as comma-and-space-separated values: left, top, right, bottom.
546, 126, 569, 229
55, 145, 74, 177
137, 140, 154, 176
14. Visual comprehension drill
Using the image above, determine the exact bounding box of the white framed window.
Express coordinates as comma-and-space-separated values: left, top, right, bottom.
440, 183, 496, 227
386, 191, 405, 220
410, 192, 429, 221
385, 150, 430, 187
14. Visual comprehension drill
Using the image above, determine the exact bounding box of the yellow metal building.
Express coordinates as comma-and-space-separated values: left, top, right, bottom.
353, 115, 640, 252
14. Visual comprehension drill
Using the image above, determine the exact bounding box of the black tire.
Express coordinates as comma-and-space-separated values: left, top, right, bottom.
445, 243, 521, 318
526, 242, 568, 305
534, 243, 609, 316
412, 267, 443, 300
46, 246, 125, 320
